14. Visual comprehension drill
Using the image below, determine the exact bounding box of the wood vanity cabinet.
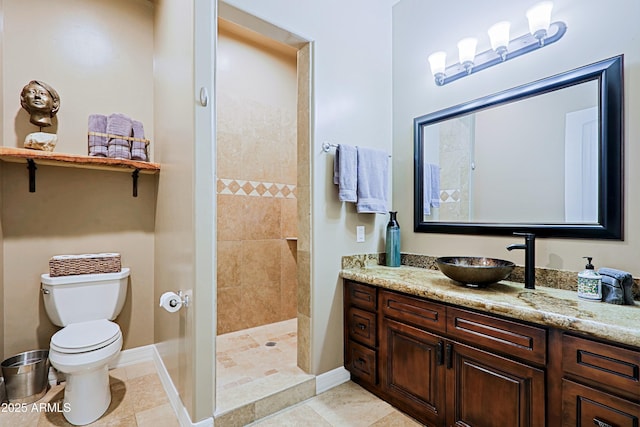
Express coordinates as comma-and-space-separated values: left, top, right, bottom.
344, 280, 546, 427
561, 334, 640, 427
344, 281, 378, 386
343, 279, 640, 426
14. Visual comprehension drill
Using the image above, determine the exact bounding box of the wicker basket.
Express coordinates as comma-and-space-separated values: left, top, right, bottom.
49, 253, 122, 277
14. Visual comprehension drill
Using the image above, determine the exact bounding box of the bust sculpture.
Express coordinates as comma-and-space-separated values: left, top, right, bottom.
20, 80, 60, 151
21, 80, 60, 127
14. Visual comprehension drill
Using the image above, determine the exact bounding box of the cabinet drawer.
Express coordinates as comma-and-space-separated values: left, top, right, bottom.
346, 340, 377, 385
347, 306, 377, 348
345, 280, 377, 311
562, 379, 640, 427
447, 307, 547, 365
563, 334, 640, 401
381, 290, 446, 334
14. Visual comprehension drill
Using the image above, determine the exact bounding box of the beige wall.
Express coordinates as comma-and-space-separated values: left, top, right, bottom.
222, 0, 396, 375
0, 0, 156, 359
393, 0, 640, 275
216, 24, 298, 335
153, 0, 217, 422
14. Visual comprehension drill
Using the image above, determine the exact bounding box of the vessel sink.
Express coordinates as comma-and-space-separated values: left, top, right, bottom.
436, 256, 515, 287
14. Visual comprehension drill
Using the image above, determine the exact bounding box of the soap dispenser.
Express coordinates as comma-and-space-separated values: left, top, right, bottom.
577, 257, 602, 301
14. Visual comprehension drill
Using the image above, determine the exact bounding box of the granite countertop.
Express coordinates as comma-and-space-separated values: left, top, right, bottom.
341, 265, 639, 348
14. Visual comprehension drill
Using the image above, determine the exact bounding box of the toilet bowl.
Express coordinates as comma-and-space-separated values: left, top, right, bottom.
41, 268, 129, 426
49, 319, 123, 425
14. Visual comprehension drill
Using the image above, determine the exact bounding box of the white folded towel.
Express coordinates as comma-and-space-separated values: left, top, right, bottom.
423, 163, 441, 216
356, 146, 389, 214
333, 144, 358, 202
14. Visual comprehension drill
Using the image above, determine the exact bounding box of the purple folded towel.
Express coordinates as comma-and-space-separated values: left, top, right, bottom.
132, 120, 145, 139
107, 113, 133, 137
130, 120, 148, 161
131, 148, 148, 162
107, 113, 133, 151
89, 145, 108, 157
108, 145, 131, 160
88, 114, 108, 148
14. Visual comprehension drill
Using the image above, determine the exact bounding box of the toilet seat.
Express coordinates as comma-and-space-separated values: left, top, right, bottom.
51, 319, 121, 354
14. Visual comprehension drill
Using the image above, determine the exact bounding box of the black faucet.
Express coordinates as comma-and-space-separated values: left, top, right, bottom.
506, 232, 535, 289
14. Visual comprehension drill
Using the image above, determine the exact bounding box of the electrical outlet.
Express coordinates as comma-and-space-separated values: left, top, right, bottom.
356, 226, 365, 243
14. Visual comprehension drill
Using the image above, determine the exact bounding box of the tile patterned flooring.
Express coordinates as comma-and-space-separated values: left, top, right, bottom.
250, 381, 423, 427
215, 318, 315, 423
1, 319, 420, 427
0, 361, 179, 427
216, 319, 421, 427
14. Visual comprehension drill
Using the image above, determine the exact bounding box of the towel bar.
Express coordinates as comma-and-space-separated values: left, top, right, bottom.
322, 141, 391, 157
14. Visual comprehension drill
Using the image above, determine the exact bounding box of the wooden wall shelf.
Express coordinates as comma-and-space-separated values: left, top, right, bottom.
0, 147, 160, 196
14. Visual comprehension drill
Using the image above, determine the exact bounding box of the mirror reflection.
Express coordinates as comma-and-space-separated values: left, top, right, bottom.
414, 55, 623, 239
422, 80, 598, 224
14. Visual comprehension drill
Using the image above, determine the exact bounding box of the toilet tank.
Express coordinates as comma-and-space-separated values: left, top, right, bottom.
41, 268, 130, 327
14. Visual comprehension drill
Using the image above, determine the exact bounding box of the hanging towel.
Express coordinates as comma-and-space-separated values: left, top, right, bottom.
598, 267, 634, 305
423, 163, 441, 216
89, 145, 108, 157
356, 146, 389, 214
333, 144, 358, 203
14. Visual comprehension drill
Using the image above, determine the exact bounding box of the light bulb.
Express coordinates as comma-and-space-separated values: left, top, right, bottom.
488, 21, 511, 60
428, 51, 447, 84
526, 1, 553, 43
457, 38, 477, 73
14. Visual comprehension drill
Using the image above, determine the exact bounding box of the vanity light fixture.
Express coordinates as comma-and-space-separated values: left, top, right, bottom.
427, 1, 566, 86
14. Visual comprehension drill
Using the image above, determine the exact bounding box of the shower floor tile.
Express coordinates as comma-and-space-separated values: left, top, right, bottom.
216, 318, 313, 414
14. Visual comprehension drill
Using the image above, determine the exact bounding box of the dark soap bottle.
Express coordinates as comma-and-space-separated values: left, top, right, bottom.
385, 211, 401, 267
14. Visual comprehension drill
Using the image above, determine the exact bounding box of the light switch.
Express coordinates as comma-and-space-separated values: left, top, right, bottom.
356, 226, 365, 242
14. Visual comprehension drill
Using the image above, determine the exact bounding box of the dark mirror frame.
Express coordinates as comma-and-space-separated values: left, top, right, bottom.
414, 55, 624, 239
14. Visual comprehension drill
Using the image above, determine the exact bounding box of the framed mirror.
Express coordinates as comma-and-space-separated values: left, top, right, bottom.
414, 55, 623, 239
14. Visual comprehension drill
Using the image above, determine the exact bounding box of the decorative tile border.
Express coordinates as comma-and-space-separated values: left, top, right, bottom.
440, 189, 460, 203
217, 178, 297, 199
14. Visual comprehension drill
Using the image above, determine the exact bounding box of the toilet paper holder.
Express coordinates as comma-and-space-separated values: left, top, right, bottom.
159, 290, 190, 312
171, 290, 189, 308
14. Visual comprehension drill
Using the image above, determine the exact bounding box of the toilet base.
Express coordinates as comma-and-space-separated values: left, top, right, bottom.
62, 365, 111, 426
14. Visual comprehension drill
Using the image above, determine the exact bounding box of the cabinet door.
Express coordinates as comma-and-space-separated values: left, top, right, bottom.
562, 379, 640, 427
380, 317, 446, 426
447, 341, 545, 427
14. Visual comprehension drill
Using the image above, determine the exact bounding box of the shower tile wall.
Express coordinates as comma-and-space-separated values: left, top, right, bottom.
216, 24, 298, 335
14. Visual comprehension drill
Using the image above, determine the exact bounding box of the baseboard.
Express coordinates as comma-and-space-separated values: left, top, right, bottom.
151, 345, 213, 427
110, 344, 155, 369
315, 366, 350, 394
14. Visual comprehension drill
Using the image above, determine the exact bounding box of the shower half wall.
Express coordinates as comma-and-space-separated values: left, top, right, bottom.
216, 20, 298, 335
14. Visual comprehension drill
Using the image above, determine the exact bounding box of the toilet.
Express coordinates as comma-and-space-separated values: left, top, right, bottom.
41, 268, 130, 425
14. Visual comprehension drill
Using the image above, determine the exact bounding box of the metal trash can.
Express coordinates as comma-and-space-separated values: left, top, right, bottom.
1, 350, 50, 403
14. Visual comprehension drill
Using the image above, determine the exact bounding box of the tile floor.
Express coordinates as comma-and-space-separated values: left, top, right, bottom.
216, 318, 314, 415
250, 381, 423, 426
1, 319, 420, 427
0, 361, 179, 427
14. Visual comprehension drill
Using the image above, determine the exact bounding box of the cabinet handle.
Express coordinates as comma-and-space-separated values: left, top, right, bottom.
446, 343, 453, 369
357, 357, 366, 365
593, 418, 613, 427
436, 341, 444, 366
357, 323, 366, 330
